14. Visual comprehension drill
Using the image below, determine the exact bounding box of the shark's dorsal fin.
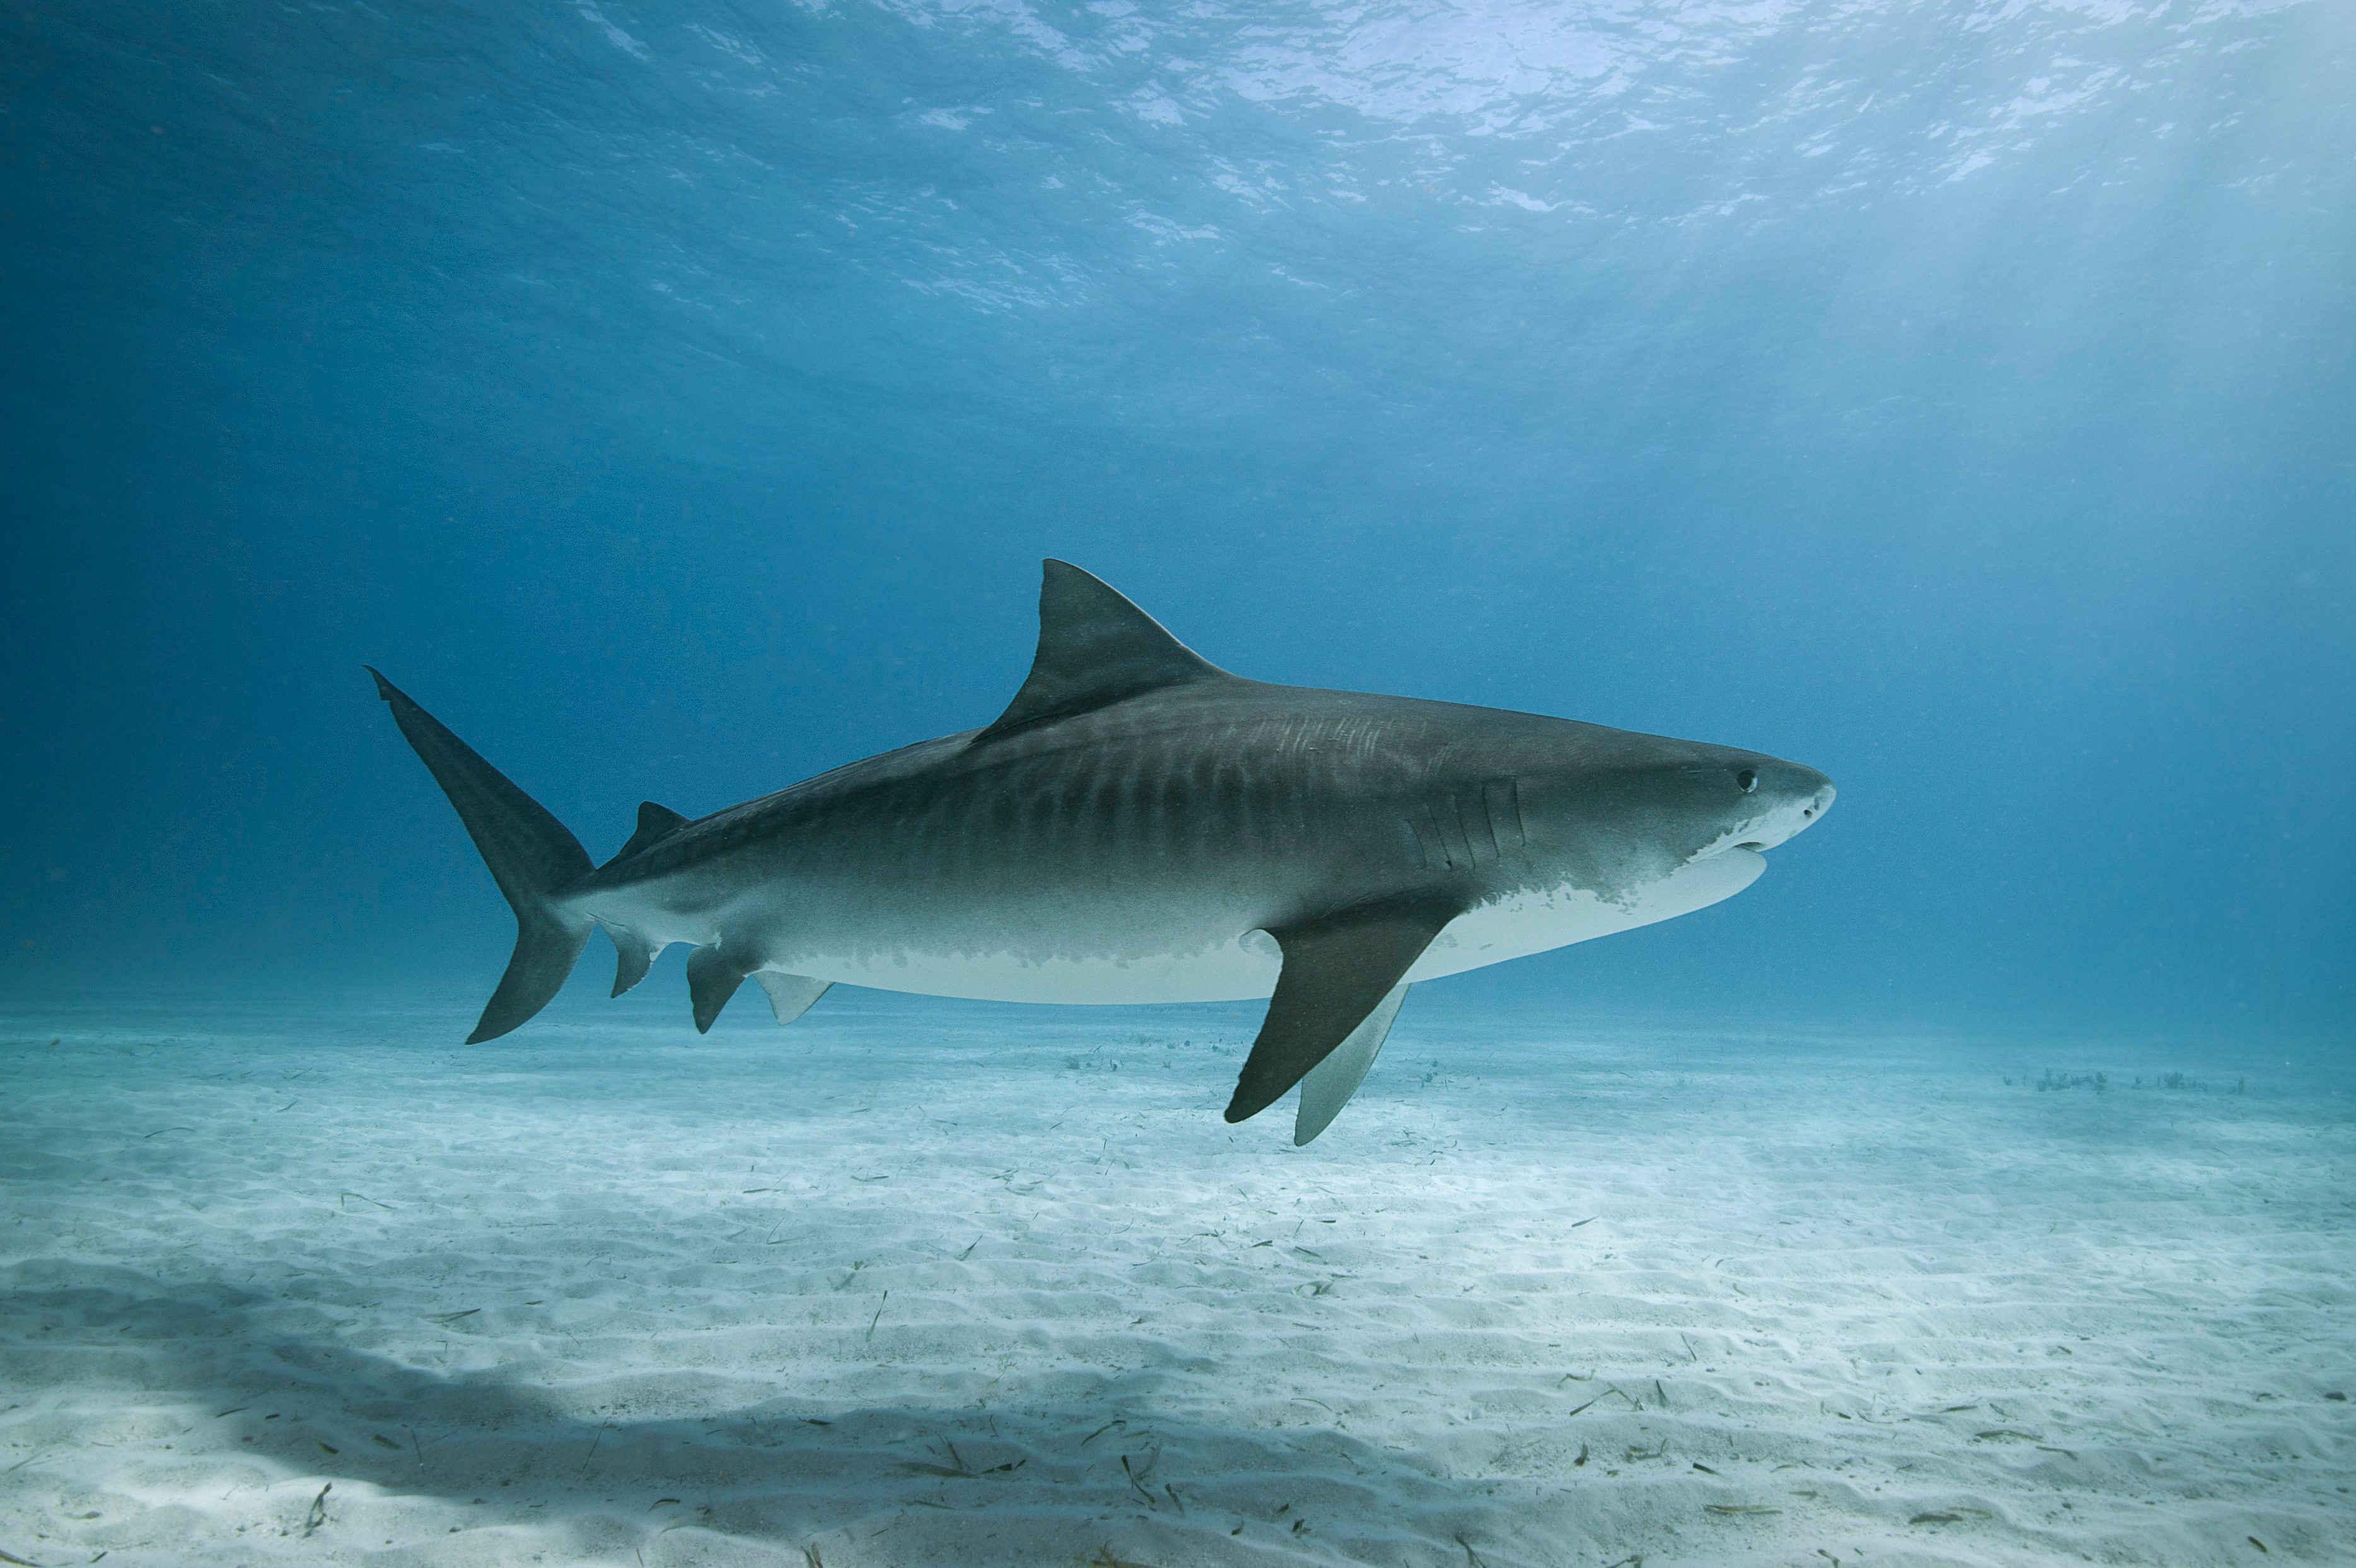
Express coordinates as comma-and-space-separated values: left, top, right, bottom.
977, 560, 1229, 741
608, 801, 688, 866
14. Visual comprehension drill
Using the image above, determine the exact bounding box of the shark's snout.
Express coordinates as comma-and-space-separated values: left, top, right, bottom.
1789, 765, 1835, 823
1697, 760, 1835, 859
1753, 764, 1835, 851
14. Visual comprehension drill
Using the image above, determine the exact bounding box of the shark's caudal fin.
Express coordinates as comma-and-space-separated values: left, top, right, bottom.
368, 669, 595, 1043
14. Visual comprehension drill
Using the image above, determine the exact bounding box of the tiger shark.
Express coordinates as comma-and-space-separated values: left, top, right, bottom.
371, 560, 1833, 1142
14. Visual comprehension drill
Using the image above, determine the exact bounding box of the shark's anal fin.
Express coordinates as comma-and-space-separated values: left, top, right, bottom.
606, 927, 655, 997
607, 801, 688, 866
1225, 897, 1456, 1127
976, 560, 1232, 741
755, 972, 832, 1026
685, 945, 749, 1033
1293, 982, 1410, 1146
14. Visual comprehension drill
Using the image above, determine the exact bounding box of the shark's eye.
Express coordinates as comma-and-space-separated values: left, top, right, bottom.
1734, 768, 1758, 794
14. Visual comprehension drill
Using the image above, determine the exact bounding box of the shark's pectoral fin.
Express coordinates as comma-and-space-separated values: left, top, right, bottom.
1225, 898, 1456, 1127
606, 926, 656, 997
1293, 982, 1410, 1146
685, 945, 750, 1033
755, 972, 832, 1026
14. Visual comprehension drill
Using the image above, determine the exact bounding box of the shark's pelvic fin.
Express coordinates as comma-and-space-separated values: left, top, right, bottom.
755, 972, 832, 1026
685, 946, 749, 1033
1293, 982, 1410, 1146
1224, 897, 1456, 1125
607, 801, 688, 866
977, 560, 1231, 741
606, 927, 655, 997
368, 668, 595, 1044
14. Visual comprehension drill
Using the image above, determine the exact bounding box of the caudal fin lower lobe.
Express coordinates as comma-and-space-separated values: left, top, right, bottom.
368, 668, 595, 1042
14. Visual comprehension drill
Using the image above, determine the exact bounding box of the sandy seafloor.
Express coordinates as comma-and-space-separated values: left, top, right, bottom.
2, 997, 2349, 1568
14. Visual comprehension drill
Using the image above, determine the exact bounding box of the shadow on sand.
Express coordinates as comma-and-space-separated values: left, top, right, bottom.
3, 1262, 1507, 1567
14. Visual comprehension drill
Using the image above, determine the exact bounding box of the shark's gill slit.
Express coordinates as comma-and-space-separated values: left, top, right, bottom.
1422, 803, 1458, 871
1485, 777, 1526, 852
1440, 795, 1476, 868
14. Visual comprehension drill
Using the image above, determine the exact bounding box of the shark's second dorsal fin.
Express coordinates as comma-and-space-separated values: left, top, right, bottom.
608, 801, 688, 866
977, 560, 1229, 741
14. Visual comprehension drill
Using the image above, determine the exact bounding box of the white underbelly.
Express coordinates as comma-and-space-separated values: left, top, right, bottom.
777, 849, 1766, 1005
804, 934, 1282, 1004
1408, 847, 1763, 983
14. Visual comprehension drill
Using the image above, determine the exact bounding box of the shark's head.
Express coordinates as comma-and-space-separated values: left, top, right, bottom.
1507, 731, 1835, 903
1677, 752, 1837, 859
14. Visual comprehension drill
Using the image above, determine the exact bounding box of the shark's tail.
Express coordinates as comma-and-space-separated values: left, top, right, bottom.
368, 668, 595, 1043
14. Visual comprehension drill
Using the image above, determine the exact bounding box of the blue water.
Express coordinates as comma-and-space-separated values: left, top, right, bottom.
4, 3, 2351, 1031
6, 10, 2356, 1564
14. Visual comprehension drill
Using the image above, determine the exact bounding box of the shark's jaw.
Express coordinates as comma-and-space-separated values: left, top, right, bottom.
1690, 778, 1837, 862
1406, 849, 1766, 985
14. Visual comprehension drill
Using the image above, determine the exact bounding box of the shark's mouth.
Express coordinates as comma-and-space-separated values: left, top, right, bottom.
1695, 834, 1770, 861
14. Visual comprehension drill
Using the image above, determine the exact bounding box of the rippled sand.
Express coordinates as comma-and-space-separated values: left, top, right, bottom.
3, 998, 2348, 1565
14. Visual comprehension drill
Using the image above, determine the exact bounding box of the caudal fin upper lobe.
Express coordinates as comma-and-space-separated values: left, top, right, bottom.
368, 668, 594, 1042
